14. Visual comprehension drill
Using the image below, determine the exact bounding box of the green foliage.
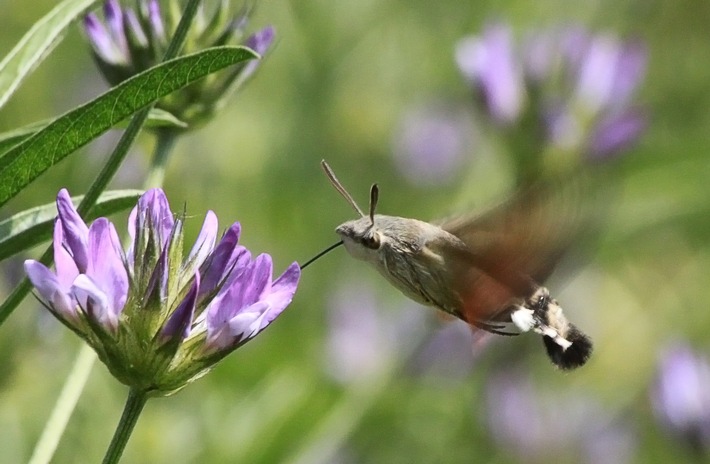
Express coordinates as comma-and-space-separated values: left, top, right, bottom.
0, 0, 99, 110
0, 110, 187, 155
0, 46, 256, 208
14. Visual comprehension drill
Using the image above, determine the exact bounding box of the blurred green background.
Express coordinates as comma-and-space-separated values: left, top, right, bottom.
1, 0, 710, 462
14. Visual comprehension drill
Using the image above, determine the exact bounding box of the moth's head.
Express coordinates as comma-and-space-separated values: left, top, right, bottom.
321, 160, 384, 262
336, 216, 383, 261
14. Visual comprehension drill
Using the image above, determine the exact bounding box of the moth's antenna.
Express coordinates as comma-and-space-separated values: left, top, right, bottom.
321, 160, 365, 217
300, 240, 344, 270
369, 184, 379, 226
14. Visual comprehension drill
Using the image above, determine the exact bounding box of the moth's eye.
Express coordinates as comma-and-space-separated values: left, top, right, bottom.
361, 232, 381, 250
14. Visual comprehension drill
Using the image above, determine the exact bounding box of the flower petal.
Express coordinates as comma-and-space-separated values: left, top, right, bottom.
205, 254, 272, 337
72, 274, 117, 332
574, 34, 619, 115
24, 260, 77, 322
186, 210, 219, 273
609, 40, 647, 108
125, 8, 149, 48
203, 260, 299, 354
53, 219, 79, 290
130, 188, 174, 248
160, 273, 199, 343
84, 13, 126, 65
86, 218, 129, 316
221, 254, 272, 315
127, 188, 175, 265
56, 189, 90, 272
456, 24, 524, 124
240, 26, 275, 81
587, 110, 646, 160
245, 25, 275, 56
227, 301, 269, 340
147, 0, 166, 43
205, 301, 268, 352
199, 223, 250, 298
104, 0, 128, 56
255, 262, 300, 331
228, 262, 300, 340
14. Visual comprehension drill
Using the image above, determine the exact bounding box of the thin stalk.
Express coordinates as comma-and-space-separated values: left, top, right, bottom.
144, 128, 179, 189
101, 389, 149, 464
28, 345, 96, 464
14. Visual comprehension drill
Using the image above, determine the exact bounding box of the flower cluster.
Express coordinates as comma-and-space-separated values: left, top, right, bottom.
455, 22, 646, 174
84, 0, 275, 128
24, 189, 299, 395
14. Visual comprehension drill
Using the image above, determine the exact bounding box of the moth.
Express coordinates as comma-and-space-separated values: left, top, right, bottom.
312, 160, 593, 370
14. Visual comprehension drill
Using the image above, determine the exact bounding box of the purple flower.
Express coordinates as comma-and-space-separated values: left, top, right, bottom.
652, 342, 710, 453
456, 23, 524, 125
239, 26, 276, 83
83, 0, 275, 129
324, 278, 426, 384
407, 319, 476, 381
586, 109, 646, 160
572, 35, 647, 115
485, 368, 636, 463
456, 22, 647, 165
83, 12, 128, 66
25, 189, 299, 394
392, 104, 474, 186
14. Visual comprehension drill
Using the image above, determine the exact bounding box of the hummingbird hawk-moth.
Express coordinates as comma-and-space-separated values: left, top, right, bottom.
311, 161, 593, 370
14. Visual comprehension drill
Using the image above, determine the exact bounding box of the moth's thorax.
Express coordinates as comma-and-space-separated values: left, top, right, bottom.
335, 214, 465, 311
335, 214, 440, 264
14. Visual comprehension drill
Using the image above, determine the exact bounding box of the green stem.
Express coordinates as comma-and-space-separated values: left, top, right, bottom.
0, 0, 202, 326
28, 345, 96, 464
101, 389, 149, 464
144, 129, 179, 189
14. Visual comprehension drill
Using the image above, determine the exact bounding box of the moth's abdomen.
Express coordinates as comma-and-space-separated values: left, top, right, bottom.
542, 324, 593, 370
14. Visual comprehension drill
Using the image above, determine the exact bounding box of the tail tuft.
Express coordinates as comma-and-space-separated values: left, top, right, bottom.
542, 324, 593, 370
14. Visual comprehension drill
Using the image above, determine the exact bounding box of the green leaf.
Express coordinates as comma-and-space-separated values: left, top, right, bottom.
0, 189, 142, 262
0, 109, 187, 156
0, 0, 99, 110
0, 45, 257, 208
0, 121, 41, 155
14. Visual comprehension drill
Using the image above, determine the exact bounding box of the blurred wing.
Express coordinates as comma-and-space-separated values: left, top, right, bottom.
434, 174, 600, 324
441, 175, 594, 289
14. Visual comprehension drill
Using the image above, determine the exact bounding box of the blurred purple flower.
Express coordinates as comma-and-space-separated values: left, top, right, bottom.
240, 26, 276, 82
84, 3, 128, 66
572, 35, 647, 115
587, 110, 646, 160
325, 278, 426, 383
485, 368, 636, 463
456, 22, 647, 163
83, 0, 275, 129
651, 342, 710, 453
407, 319, 476, 380
456, 23, 524, 124
25, 188, 299, 394
392, 105, 474, 185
